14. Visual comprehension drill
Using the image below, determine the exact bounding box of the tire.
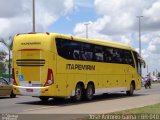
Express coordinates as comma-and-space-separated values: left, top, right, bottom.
144, 84, 147, 89
73, 84, 83, 102
10, 90, 16, 98
39, 97, 49, 102
54, 97, 65, 102
126, 82, 134, 96
85, 84, 94, 101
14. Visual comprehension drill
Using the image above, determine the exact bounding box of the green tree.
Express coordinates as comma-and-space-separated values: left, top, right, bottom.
0, 51, 7, 77
0, 36, 13, 81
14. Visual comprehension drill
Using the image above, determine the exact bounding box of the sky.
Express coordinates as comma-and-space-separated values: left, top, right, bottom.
0, 0, 160, 75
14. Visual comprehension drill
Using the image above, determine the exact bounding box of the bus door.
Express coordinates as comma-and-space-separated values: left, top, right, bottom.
124, 51, 135, 88
132, 52, 142, 88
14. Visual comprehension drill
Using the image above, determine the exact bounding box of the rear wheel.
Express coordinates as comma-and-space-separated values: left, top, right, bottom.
85, 84, 94, 101
39, 97, 49, 102
126, 82, 134, 96
54, 97, 65, 102
73, 84, 83, 102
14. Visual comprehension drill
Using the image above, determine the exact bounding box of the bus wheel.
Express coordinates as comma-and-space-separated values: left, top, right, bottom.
54, 97, 65, 102
73, 84, 83, 102
126, 82, 134, 96
85, 84, 94, 101
39, 97, 49, 102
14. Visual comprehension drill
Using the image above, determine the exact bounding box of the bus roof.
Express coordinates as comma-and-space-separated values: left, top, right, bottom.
14, 32, 137, 52
50, 33, 137, 52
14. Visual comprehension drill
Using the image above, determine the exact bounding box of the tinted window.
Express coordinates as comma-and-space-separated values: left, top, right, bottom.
121, 50, 134, 66
56, 38, 81, 60
104, 47, 113, 62
81, 43, 93, 61
56, 38, 135, 67
94, 45, 104, 62
133, 52, 141, 74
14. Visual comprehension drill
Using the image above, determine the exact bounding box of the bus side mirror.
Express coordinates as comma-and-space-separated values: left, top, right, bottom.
139, 57, 146, 68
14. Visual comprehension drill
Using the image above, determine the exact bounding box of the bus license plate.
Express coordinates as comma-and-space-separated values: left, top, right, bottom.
26, 89, 33, 92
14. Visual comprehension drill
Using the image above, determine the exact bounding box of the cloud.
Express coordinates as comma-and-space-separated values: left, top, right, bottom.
74, 0, 160, 38
143, 1, 160, 22
74, 0, 94, 8
147, 35, 160, 54
0, 0, 74, 38
0, 0, 74, 55
93, 0, 159, 35
0, 0, 24, 18
73, 0, 160, 73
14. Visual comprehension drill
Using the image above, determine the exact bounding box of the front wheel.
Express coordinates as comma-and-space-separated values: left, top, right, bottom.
126, 82, 134, 96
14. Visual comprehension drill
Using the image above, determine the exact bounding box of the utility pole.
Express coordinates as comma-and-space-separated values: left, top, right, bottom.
137, 16, 143, 57
137, 16, 143, 76
84, 23, 90, 39
32, 0, 35, 32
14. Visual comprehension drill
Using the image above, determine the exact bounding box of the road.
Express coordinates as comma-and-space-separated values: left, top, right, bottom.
0, 84, 160, 119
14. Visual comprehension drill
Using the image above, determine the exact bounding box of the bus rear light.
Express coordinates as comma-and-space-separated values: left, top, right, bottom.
44, 69, 54, 86
12, 68, 17, 85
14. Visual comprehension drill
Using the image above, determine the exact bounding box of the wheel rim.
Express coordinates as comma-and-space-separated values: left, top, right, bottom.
75, 87, 82, 100
87, 86, 93, 99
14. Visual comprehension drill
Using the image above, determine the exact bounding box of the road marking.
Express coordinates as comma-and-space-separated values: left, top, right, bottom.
23, 106, 58, 112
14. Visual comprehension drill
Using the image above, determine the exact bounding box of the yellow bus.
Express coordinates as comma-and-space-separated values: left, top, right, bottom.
12, 33, 145, 101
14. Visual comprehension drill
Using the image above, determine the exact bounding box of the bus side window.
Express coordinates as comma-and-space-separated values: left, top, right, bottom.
73, 50, 80, 60
56, 38, 69, 58
123, 50, 135, 67
119, 50, 126, 64
70, 41, 81, 60
62, 42, 73, 59
56, 38, 73, 59
133, 52, 141, 74
104, 47, 113, 63
94, 45, 104, 62
112, 49, 122, 63
81, 43, 93, 61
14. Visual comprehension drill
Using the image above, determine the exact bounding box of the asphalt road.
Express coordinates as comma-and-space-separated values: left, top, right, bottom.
0, 84, 160, 119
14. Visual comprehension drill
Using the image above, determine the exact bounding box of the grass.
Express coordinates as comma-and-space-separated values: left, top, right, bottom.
111, 103, 160, 114
152, 81, 160, 84
85, 103, 160, 120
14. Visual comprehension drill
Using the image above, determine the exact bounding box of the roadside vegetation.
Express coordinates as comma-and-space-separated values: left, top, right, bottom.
110, 103, 160, 114
152, 81, 160, 84
84, 103, 160, 120
0, 51, 7, 76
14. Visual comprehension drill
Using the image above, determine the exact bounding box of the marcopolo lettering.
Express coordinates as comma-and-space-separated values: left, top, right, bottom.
21, 42, 41, 45
66, 64, 95, 70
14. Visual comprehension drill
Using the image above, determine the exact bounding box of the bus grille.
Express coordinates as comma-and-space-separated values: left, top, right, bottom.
16, 59, 45, 66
